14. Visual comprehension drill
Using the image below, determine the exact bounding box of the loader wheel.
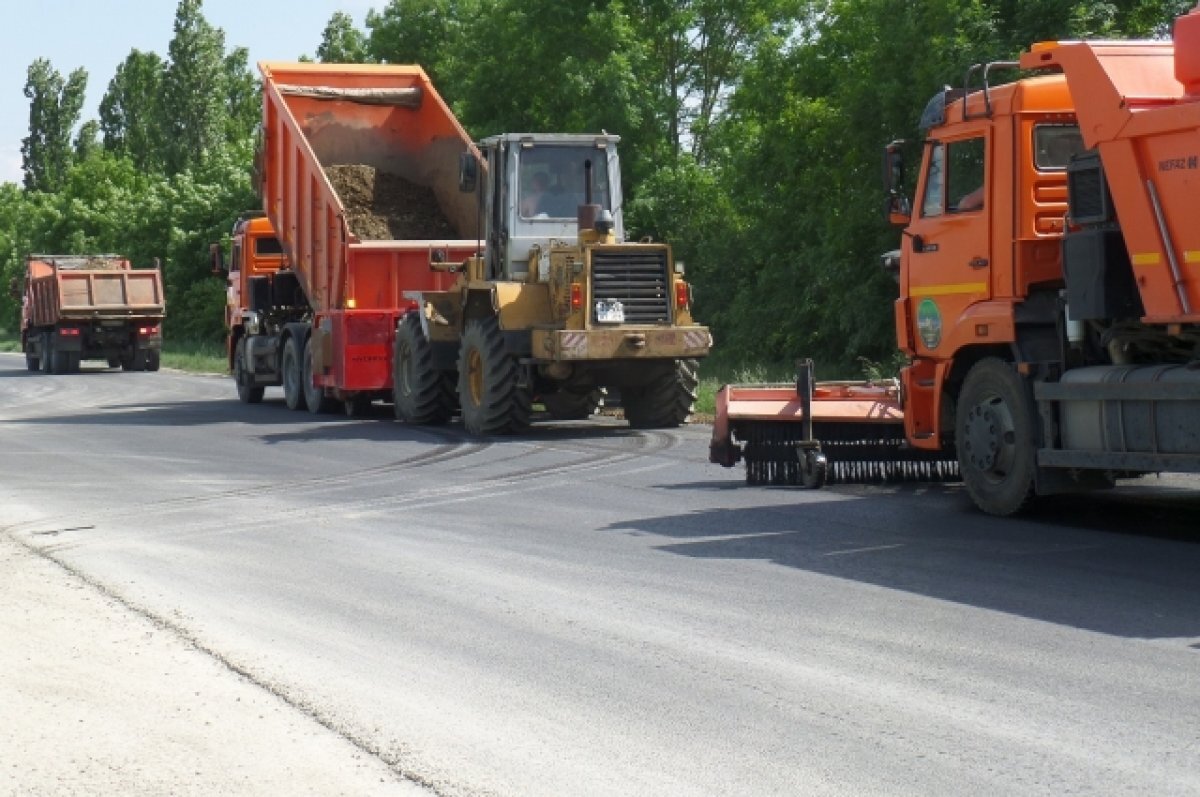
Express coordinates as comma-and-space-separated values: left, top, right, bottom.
622, 359, 698, 429
303, 336, 335, 414
393, 313, 455, 425
234, 338, 264, 404
956, 358, 1037, 517
281, 337, 307, 411
457, 316, 531, 435
542, 386, 605, 420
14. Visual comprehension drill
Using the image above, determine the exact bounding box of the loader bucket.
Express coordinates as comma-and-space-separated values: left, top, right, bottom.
709, 370, 959, 486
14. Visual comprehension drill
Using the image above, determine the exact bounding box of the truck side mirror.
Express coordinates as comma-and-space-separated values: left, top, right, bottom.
882, 140, 911, 226
210, 242, 226, 276
458, 152, 478, 193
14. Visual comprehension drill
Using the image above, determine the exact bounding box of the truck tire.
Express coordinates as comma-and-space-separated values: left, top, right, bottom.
281, 337, 307, 411
542, 386, 605, 420
144, 350, 160, 372
393, 313, 455, 425
955, 357, 1037, 516
622, 359, 698, 429
25, 344, 39, 372
303, 336, 335, 414
457, 316, 531, 435
234, 338, 264, 404
107, 356, 121, 369
41, 333, 54, 374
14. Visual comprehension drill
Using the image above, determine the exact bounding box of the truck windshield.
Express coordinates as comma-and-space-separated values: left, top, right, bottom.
1034, 125, 1085, 170
519, 146, 611, 219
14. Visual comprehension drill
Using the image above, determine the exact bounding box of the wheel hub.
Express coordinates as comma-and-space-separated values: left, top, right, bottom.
963, 398, 1015, 476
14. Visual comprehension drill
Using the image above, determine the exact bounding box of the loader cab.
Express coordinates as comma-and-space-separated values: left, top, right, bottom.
471, 133, 625, 281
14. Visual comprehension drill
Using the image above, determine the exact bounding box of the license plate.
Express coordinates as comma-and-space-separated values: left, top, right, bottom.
595, 299, 625, 324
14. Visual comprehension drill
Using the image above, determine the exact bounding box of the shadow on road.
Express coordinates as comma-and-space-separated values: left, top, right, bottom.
606, 482, 1200, 640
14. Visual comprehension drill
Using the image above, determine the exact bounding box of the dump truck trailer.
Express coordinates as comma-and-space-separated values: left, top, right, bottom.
20, 254, 164, 374
218, 62, 476, 413
711, 4, 1200, 515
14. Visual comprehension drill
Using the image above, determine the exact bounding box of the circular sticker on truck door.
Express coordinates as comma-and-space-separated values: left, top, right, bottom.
917, 298, 942, 349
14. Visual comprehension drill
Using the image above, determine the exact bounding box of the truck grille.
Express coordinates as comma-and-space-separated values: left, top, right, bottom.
590, 248, 671, 324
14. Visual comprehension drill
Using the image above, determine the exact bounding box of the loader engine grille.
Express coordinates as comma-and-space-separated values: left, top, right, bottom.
740, 420, 960, 485
591, 248, 671, 324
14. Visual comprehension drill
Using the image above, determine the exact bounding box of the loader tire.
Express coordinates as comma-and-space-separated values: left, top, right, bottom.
303, 336, 335, 414
955, 358, 1037, 517
282, 337, 307, 411
393, 313, 455, 425
542, 386, 605, 420
622, 359, 698, 429
457, 316, 531, 436
234, 338, 264, 404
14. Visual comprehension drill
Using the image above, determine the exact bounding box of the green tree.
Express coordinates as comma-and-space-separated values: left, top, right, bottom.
99, 50, 164, 170
365, 0, 478, 87
317, 11, 371, 62
20, 59, 87, 193
160, 0, 229, 174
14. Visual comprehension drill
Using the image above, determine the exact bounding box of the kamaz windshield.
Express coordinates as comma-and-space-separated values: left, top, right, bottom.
519, 145, 612, 220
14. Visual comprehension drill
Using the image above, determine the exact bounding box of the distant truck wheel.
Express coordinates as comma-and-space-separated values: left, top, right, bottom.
144, 350, 160, 372
25, 344, 39, 372
393, 313, 454, 425
234, 338, 264, 404
107, 356, 121, 369
623, 359, 698, 429
303, 336, 335, 414
41, 333, 54, 374
457, 316, 531, 435
281, 337, 307, 411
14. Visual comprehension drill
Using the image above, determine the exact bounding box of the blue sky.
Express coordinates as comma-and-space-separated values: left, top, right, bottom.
1, 0, 377, 185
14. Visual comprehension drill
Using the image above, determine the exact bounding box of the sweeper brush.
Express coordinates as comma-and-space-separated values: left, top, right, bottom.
709, 360, 959, 488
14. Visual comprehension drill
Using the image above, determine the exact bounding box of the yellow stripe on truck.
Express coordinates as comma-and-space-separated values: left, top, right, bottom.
909, 282, 988, 297
1131, 252, 1161, 266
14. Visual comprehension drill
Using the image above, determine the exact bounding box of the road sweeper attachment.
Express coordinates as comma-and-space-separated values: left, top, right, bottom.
709, 360, 960, 487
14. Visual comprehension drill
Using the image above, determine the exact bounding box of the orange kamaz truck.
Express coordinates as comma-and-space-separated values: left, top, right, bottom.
214, 63, 476, 413
711, 5, 1200, 515
20, 255, 164, 374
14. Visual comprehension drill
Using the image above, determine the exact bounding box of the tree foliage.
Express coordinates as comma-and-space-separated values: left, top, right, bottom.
21, 60, 88, 193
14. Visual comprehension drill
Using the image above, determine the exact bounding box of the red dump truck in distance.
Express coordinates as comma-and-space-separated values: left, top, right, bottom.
20, 254, 165, 374
215, 62, 478, 413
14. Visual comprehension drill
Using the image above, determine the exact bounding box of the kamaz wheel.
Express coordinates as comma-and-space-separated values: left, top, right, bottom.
42, 334, 54, 374
234, 338, 264, 404
393, 313, 455, 425
542, 386, 605, 420
303, 336, 335, 414
281, 337, 306, 411
457, 316, 531, 436
622, 359, 698, 429
144, 350, 160, 372
956, 358, 1037, 516
25, 346, 39, 372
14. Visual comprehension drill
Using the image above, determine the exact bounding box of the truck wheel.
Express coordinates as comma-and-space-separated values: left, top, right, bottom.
393, 313, 455, 425
955, 358, 1037, 516
25, 345, 39, 372
281, 337, 307, 411
234, 338, 264, 404
303, 336, 335, 414
622, 359, 698, 429
52, 349, 72, 374
144, 351, 160, 372
542, 386, 605, 420
107, 356, 121, 369
457, 316, 531, 435
41, 334, 54, 374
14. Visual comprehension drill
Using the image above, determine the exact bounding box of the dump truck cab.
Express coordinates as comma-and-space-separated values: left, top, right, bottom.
890, 73, 1085, 449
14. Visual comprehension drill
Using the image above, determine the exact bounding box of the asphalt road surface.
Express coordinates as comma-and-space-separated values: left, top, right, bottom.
2, 353, 1199, 796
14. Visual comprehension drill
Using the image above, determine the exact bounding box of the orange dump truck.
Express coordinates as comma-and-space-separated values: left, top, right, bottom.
216, 62, 477, 412
711, 5, 1200, 515
20, 254, 164, 374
